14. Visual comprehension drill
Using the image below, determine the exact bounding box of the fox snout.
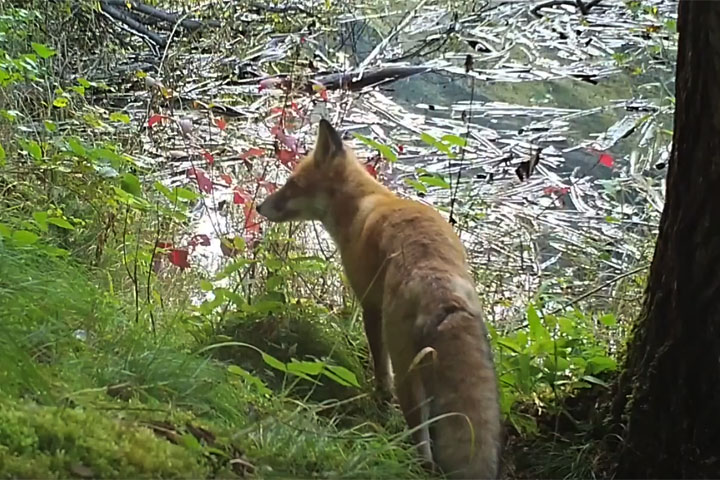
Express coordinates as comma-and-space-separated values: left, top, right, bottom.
256, 194, 295, 223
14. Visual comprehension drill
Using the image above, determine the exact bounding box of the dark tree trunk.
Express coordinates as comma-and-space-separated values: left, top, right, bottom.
613, 1, 720, 477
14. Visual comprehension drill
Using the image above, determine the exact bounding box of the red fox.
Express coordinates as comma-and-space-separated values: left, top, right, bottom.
257, 120, 502, 479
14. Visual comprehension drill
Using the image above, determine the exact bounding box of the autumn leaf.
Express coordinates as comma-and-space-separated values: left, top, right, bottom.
156, 241, 173, 250
365, 164, 378, 178
398, 144, 405, 153
271, 125, 298, 151
233, 187, 251, 205
168, 248, 190, 269
187, 167, 213, 193
241, 148, 265, 159
599, 153, 615, 168
277, 149, 297, 168
220, 173, 232, 185
202, 150, 215, 165
244, 203, 261, 236
148, 114, 165, 128
214, 117, 228, 131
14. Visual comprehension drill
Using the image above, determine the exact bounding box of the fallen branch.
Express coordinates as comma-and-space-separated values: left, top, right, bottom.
103, 0, 220, 31
99, 2, 167, 49
531, 0, 603, 17
250, 65, 432, 94
310, 65, 433, 92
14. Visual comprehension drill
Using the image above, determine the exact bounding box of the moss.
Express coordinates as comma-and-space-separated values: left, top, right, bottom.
0, 397, 210, 479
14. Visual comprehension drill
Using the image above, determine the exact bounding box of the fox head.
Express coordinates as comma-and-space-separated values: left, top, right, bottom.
257, 119, 359, 224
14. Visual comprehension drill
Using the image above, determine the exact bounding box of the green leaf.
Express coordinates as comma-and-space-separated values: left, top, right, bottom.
404, 178, 427, 193
44, 120, 57, 132
227, 365, 271, 396
214, 258, 252, 281
52, 97, 69, 108
48, 217, 74, 230
261, 352, 287, 372
581, 375, 610, 388
199, 279, 213, 291
496, 338, 522, 353
599, 313, 617, 326
419, 175, 451, 189
33, 212, 48, 232
441, 134, 467, 147
109, 112, 131, 124
353, 133, 397, 162
287, 360, 324, 376
587, 356, 617, 374
20, 139, 42, 161
31, 42, 56, 59
325, 365, 360, 387
174, 187, 201, 201
67, 137, 86, 157
420, 132, 455, 157
120, 173, 142, 197
0, 223, 12, 237
0, 143, 5, 167
526, 304, 546, 341
91, 148, 127, 168
12, 230, 39, 245
77, 78, 92, 88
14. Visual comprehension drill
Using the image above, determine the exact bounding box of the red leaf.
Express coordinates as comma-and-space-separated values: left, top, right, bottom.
270, 106, 284, 115
233, 187, 251, 205
187, 167, 213, 193
277, 149, 297, 168
398, 144, 405, 153
599, 153, 614, 168
156, 241, 173, 250
244, 204, 261, 238
543, 186, 570, 196
214, 117, 228, 131
241, 148, 265, 159
148, 114, 165, 128
365, 163, 378, 178
203, 150, 215, 165
168, 248, 190, 269
319, 89, 329, 101
220, 173, 232, 185
270, 126, 298, 152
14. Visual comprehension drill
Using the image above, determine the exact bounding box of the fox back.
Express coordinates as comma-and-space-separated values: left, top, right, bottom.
257, 120, 502, 479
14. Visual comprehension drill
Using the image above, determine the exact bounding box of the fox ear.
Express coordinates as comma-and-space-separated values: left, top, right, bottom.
314, 119, 345, 166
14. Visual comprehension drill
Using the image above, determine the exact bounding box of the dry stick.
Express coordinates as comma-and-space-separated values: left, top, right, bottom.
449, 56, 476, 226
103, 0, 220, 31
357, 0, 430, 70
99, 2, 166, 51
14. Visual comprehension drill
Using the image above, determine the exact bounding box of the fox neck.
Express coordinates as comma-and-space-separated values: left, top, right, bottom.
321, 162, 392, 243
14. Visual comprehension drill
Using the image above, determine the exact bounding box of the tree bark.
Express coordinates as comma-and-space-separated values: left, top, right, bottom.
613, 1, 720, 477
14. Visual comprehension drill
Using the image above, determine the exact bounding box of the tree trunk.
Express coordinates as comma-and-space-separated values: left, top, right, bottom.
613, 1, 720, 477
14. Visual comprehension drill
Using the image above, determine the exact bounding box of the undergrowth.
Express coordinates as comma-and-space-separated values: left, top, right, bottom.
0, 1, 659, 478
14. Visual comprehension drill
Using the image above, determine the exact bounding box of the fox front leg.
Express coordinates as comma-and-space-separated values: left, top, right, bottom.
363, 306, 392, 400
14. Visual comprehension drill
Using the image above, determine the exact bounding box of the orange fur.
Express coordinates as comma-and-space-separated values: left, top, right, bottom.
257, 120, 502, 479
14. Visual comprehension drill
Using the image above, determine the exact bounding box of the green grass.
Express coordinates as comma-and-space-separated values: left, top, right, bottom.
0, 243, 424, 479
